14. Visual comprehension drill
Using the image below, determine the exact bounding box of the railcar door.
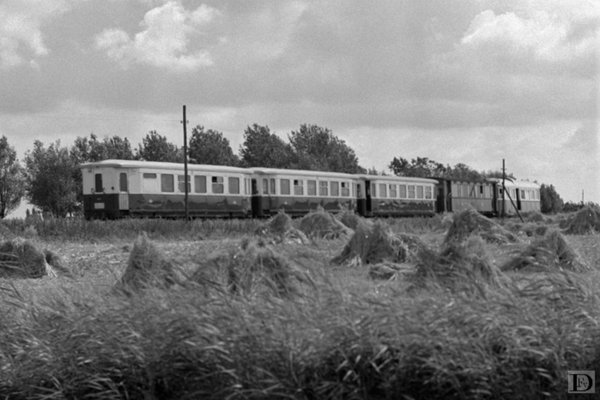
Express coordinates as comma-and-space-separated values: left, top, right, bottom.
118, 172, 129, 213
251, 179, 262, 217
365, 180, 372, 216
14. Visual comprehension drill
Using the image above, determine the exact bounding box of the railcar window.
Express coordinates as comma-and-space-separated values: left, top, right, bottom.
389, 184, 397, 198
399, 184, 407, 198
379, 184, 387, 198
119, 173, 127, 192
95, 173, 103, 193
161, 174, 175, 193
281, 179, 290, 195
270, 179, 276, 195
293, 179, 304, 195
341, 182, 350, 197
143, 173, 158, 192
371, 183, 376, 197
352, 183, 356, 197
307, 180, 316, 196
177, 175, 191, 193
331, 181, 340, 196
262, 178, 269, 195
212, 176, 224, 194
425, 186, 433, 199
408, 185, 416, 199
357, 183, 362, 197
195, 176, 207, 193
417, 186, 424, 199
319, 181, 328, 196
229, 177, 240, 194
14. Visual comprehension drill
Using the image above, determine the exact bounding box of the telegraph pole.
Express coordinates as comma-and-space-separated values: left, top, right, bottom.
502, 159, 506, 219
182, 105, 189, 221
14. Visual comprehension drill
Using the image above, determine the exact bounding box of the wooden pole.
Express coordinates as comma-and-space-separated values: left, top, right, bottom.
182, 105, 189, 221
502, 159, 506, 219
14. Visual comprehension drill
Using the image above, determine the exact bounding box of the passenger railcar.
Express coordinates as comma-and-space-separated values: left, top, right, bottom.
435, 178, 497, 216
80, 160, 252, 219
250, 168, 358, 217
488, 178, 541, 215
358, 175, 438, 217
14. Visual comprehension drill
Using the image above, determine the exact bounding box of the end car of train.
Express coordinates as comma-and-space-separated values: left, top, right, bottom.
80, 160, 540, 219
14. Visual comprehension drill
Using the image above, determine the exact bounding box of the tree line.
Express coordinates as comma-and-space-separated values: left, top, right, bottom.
0, 124, 569, 217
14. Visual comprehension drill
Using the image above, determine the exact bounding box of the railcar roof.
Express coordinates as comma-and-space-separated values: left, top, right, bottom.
250, 168, 358, 179
357, 175, 439, 184
486, 178, 540, 189
80, 159, 252, 174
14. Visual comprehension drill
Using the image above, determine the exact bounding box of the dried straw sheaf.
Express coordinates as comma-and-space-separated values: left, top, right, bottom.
337, 210, 368, 231
332, 221, 427, 266
190, 238, 312, 298
254, 211, 309, 244
0, 238, 57, 279
298, 210, 354, 240
563, 205, 600, 235
412, 235, 504, 291
501, 230, 590, 273
120, 234, 177, 291
444, 208, 519, 245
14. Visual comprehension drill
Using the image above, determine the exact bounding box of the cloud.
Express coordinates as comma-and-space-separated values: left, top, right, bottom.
0, 0, 74, 68
95, 1, 218, 71
459, 3, 598, 76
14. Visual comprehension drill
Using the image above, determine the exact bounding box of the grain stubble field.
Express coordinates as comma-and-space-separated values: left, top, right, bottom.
1, 211, 600, 399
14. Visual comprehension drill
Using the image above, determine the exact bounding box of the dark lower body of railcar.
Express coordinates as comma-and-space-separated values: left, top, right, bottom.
83, 193, 252, 219
252, 195, 355, 217
438, 197, 498, 216
361, 198, 436, 217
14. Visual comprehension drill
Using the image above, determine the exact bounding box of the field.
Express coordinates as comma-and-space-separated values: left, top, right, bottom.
1, 210, 600, 400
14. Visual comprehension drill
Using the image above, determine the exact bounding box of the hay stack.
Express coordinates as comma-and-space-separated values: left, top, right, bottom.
191, 239, 309, 298
563, 205, 600, 235
120, 234, 177, 291
501, 230, 590, 273
332, 221, 427, 266
412, 235, 504, 289
254, 211, 308, 244
526, 211, 545, 223
337, 210, 368, 231
298, 210, 354, 239
444, 209, 519, 245
0, 238, 56, 279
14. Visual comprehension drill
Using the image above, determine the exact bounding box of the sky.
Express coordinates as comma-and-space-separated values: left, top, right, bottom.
0, 0, 598, 217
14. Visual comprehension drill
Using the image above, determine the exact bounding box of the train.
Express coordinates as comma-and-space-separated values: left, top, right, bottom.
80, 159, 541, 220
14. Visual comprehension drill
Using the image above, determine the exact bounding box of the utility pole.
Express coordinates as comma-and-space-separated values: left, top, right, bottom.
181, 105, 189, 221
502, 159, 506, 219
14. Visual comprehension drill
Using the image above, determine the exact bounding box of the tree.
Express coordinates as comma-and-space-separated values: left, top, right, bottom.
540, 183, 564, 214
24, 140, 80, 217
389, 157, 447, 177
71, 133, 135, 164
188, 126, 239, 166
446, 163, 483, 181
136, 131, 182, 162
0, 136, 25, 218
288, 124, 364, 173
239, 124, 293, 168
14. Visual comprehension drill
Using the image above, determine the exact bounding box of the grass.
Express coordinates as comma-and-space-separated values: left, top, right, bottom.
0, 212, 600, 399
